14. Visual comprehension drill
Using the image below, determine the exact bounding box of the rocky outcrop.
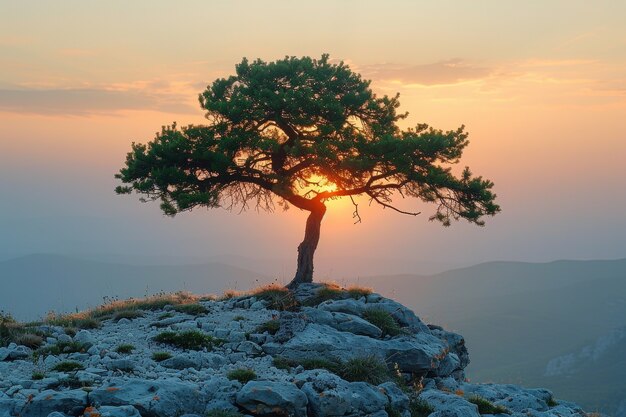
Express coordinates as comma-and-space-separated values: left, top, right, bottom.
0, 284, 590, 417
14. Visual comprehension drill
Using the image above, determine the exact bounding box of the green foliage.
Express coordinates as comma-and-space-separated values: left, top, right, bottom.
116, 54, 499, 229
299, 358, 343, 374
362, 308, 402, 337
409, 398, 434, 417
14, 333, 44, 349
46, 315, 101, 330
227, 368, 257, 384
173, 303, 208, 316
153, 330, 223, 350
113, 310, 144, 322
385, 405, 403, 417
152, 351, 172, 362
205, 410, 244, 417
346, 286, 373, 299
51, 361, 84, 372
115, 344, 135, 354
31, 371, 45, 380
39, 341, 87, 355
255, 320, 280, 335
340, 356, 390, 385
272, 356, 292, 370
253, 285, 297, 311
467, 395, 511, 415
301, 285, 346, 306
546, 396, 558, 407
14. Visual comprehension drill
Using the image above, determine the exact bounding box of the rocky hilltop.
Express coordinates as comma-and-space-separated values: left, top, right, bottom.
0, 284, 590, 417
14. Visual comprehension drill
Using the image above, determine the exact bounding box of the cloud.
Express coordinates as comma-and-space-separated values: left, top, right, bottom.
0, 87, 198, 116
361, 59, 492, 86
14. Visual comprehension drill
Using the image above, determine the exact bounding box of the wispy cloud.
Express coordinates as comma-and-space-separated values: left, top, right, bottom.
0, 84, 199, 116
360, 59, 492, 86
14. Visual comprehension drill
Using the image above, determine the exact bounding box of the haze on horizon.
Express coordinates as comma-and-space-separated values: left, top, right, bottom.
1, 1, 625, 279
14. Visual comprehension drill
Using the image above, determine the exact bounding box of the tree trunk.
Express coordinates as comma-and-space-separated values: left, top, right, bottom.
287, 203, 326, 288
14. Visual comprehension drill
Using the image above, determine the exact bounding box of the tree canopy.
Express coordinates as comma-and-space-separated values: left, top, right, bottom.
116, 55, 500, 286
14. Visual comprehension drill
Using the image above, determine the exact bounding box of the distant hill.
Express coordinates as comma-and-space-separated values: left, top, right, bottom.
0, 254, 272, 321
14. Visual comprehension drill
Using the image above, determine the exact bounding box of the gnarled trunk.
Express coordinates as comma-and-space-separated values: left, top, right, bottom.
287, 203, 326, 288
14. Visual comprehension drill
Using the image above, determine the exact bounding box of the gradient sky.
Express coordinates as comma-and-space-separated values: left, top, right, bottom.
1, 1, 625, 277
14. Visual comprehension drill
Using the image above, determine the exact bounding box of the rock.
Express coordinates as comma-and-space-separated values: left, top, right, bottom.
275, 323, 446, 374
98, 406, 142, 417
236, 380, 308, 417
317, 299, 366, 316
107, 359, 136, 372
300, 371, 388, 416
0, 345, 30, 361
301, 307, 383, 338
57, 334, 73, 344
236, 341, 262, 355
369, 299, 430, 333
90, 378, 205, 417
20, 389, 88, 417
73, 330, 95, 348
379, 381, 409, 410
160, 355, 199, 370
419, 389, 480, 417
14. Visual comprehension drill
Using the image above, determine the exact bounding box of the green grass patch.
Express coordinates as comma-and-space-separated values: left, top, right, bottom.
346, 286, 372, 299
113, 310, 144, 322
51, 361, 84, 372
151, 351, 172, 362
153, 330, 223, 350
252, 285, 297, 311
115, 344, 135, 354
39, 340, 87, 355
272, 356, 292, 370
362, 308, 402, 337
255, 320, 280, 335
31, 371, 45, 380
227, 368, 257, 384
385, 405, 403, 417
409, 398, 434, 417
14, 333, 44, 349
172, 303, 208, 316
546, 396, 558, 407
467, 395, 511, 415
340, 355, 390, 385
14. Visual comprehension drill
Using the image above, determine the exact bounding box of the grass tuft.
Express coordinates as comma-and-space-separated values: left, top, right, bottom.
151, 351, 172, 362
39, 340, 87, 355
31, 371, 45, 380
153, 330, 223, 350
14, 333, 44, 349
340, 355, 389, 385
409, 398, 434, 417
227, 368, 257, 384
115, 344, 135, 354
255, 320, 280, 335
467, 395, 511, 415
51, 361, 84, 372
346, 285, 373, 299
252, 284, 298, 311
362, 308, 402, 337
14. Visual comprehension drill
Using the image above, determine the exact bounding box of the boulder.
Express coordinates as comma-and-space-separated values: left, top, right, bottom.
20, 389, 88, 417
236, 380, 308, 417
419, 389, 480, 417
301, 307, 383, 338
90, 378, 205, 417
98, 406, 142, 417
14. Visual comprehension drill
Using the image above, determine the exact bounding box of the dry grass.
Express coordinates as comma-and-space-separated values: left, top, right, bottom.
252, 284, 297, 311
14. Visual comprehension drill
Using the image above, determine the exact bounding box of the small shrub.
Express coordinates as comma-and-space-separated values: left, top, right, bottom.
40, 341, 87, 355
362, 308, 402, 337
340, 356, 389, 385
32, 371, 45, 380
152, 351, 172, 362
233, 315, 246, 321
173, 303, 208, 316
253, 285, 297, 311
51, 361, 84, 372
205, 410, 244, 417
227, 368, 257, 384
113, 310, 144, 322
14, 333, 44, 349
409, 398, 434, 417
302, 284, 345, 306
385, 405, 403, 417
347, 286, 372, 299
272, 356, 292, 370
467, 395, 510, 415
546, 396, 558, 407
153, 330, 223, 350
255, 320, 280, 335
64, 327, 77, 337
115, 344, 135, 354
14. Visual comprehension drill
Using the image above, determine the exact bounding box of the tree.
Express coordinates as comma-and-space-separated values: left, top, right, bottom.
115, 55, 500, 288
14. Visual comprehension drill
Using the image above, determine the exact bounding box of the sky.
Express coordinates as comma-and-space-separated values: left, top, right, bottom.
1, 0, 625, 278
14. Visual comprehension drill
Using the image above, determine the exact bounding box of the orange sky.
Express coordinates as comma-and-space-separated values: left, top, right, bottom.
1, 1, 625, 276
